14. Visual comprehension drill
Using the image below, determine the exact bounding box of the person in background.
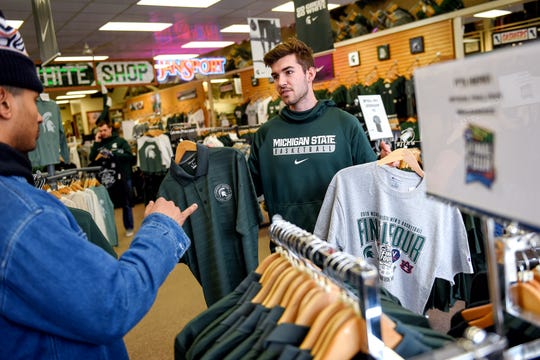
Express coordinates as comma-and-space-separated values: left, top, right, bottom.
90, 118, 136, 236
248, 37, 392, 237
0, 10, 198, 358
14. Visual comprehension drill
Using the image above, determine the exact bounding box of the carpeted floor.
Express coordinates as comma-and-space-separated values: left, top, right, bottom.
114, 203, 458, 359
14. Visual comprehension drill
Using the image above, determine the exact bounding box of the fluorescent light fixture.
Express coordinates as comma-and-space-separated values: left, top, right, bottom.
7, 20, 24, 29
100, 22, 172, 32
137, 0, 221, 7
55, 100, 70, 105
272, 1, 340, 12
182, 41, 234, 48
473, 9, 511, 18
153, 54, 199, 60
54, 56, 109, 62
56, 94, 86, 100
221, 24, 250, 33
210, 78, 229, 83
67, 90, 99, 95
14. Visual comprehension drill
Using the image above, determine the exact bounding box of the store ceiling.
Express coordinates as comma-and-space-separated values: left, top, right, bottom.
2, 0, 502, 64
2, 0, 355, 63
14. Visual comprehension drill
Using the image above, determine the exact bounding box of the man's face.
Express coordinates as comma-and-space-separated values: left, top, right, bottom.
270, 54, 313, 109
97, 123, 113, 139
10, 88, 43, 153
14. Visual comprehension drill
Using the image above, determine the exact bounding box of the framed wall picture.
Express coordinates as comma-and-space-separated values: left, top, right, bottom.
377, 44, 390, 61
409, 36, 425, 54
464, 40, 481, 54
86, 110, 102, 127
348, 51, 360, 66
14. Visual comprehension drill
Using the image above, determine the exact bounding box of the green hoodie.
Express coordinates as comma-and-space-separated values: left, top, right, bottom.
248, 99, 377, 232
89, 134, 135, 181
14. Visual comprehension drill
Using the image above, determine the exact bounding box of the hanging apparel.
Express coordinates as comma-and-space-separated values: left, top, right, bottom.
136, 134, 173, 174
158, 144, 263, 306
28, 99, 70, 168
248, 99, 377, 233
174, 255, 455, 360
67, 207, 118, 258
314, 162, 473, 314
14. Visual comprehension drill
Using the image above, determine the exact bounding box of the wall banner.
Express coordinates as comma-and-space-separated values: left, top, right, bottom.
248, 18, 281, 79
293, 0, 334, 53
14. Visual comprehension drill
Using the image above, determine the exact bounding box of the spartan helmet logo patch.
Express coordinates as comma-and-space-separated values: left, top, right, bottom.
214, 184, 232, 202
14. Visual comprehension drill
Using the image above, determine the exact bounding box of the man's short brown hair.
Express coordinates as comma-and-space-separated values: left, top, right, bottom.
96, 119, 111, 128
263, 37, 315, 72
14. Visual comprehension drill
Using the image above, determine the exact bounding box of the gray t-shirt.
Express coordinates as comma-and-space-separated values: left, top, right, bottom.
314, 162, 473, 314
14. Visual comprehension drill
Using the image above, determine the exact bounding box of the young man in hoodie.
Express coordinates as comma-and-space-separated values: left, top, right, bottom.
248, 37, 391, 234
0, 11, 197, 359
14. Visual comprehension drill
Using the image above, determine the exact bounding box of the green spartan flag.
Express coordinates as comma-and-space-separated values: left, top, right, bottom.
293, 0, 334, 53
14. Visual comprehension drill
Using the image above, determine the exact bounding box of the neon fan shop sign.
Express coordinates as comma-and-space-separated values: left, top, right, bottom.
155, 57, 226, 82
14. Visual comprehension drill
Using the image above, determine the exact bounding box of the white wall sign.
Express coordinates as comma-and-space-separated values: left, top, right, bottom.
415, 42, 540, 229
358, 95, 393, 140
248, 18, 281, 79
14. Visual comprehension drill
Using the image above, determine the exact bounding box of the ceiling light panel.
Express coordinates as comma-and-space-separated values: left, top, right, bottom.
56, 94, 86, 100
67, 90, 99, 95
220, 24, 250, 33
137, 0, 221, 8
182, 41, 234, 48
54, 56, 109, 62
153, 54, 199, 60
473, 9, 512, 18
100, 22, 172, 32
272, 1, 340, 12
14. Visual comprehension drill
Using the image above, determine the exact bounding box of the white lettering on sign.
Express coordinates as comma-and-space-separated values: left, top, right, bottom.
155, 58, 226, 82
295, 0, 326, 18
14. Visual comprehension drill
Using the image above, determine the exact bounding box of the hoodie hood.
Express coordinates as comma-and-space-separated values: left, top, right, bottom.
279, 99, 336, 124
0, 142, 35, 185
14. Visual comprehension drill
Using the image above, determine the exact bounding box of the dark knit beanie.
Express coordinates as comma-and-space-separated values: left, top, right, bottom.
0, 10, 44, 93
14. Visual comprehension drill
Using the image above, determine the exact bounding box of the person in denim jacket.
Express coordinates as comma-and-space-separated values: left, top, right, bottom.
0, 10, 197, 359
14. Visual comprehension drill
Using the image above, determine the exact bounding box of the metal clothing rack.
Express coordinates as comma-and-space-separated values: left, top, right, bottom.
269, 215, 397, 360
33, 166, 102, 189
498, 230, 540, 360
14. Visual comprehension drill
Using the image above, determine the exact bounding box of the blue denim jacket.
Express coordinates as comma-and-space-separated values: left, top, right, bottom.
0, 174, 191, 359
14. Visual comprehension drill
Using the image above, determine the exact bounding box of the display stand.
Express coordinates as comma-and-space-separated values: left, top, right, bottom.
413, 42, 540, 359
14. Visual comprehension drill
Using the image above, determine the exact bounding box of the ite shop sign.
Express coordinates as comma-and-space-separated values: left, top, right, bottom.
96, 61, 155, 86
